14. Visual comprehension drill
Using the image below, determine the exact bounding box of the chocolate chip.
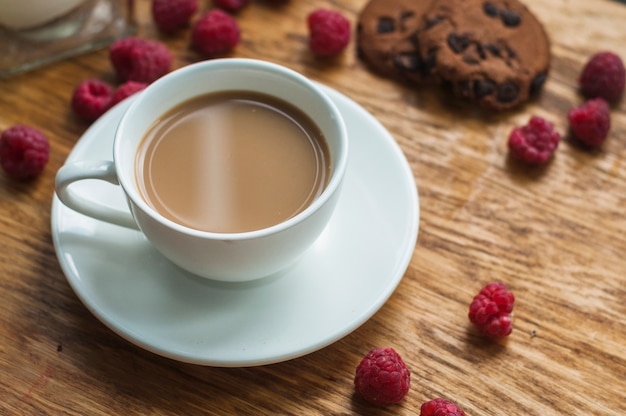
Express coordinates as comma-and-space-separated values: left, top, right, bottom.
447, 33, 470, 53
496, 82, 519, 103
506, 46, 517, 59
400, 11, 415, 21
393, 52, 422, 73
463, 55, 480, 65
394, 47, 437, 77
485, 43, 502, 57
476, 43, 486, 60
424, 15, 444, 30
398, 11, 415, 32
500, 10, 521, 27
483, 2, 499, 17
408, 31, 420, 48
529, 72, 547, 95
474, 79, 496, 98
377, 17, 395, 34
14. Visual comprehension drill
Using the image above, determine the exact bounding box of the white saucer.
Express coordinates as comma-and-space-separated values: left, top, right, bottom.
51, 84, 419, 367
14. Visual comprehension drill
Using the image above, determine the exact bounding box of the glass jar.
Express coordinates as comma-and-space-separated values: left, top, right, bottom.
0, 0, 136, 77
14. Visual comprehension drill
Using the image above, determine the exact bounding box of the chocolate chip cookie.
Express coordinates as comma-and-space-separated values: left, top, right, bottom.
415, 0, 550, 110
356, 0, 436, 81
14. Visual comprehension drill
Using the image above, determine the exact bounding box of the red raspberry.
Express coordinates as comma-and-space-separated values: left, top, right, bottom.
108, 81, 148, 108
468, 282, 515, 338
507, 116, 560, 164
214, 0, 249, 12
0, 125, 50, 180
354, 347, 410, 405
71, 79, 113, 122
109, 37, 172, 83
420, 398, 466, 416
567, 98, 611, 147
152, 0, 198, 33
307, 9, 351, 57
192, 10, 240, 57
579, 52, 625, 102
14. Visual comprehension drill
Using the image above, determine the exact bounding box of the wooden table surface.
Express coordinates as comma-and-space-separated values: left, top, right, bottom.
1, 0, 625, 414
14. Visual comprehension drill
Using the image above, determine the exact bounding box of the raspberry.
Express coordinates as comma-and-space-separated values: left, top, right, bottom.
71, 79, 113, 122
420, 398, 466, 416
354, 347, 410, 405
152, 0, 198, 33
214, 0, 249, 12
191, 10, 241, 57
578, 52, 625, 102
567, 98, 611, 147
307, 9, 351, 57
507, 116, 560, 164
468, 282, 515, 338
0, 125, 50, 180
108, 81, 148, 108
109, 37, 172, 83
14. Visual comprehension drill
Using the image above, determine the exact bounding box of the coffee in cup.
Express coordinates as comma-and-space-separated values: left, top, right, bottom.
135, 90, 331, 233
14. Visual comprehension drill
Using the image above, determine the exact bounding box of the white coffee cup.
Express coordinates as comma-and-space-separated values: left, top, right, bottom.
55, 58, 348, 282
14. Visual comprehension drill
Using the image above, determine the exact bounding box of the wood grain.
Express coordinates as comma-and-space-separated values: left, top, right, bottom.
1, 0, 625, 414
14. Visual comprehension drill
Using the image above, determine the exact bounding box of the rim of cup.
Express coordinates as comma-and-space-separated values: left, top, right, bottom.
114, 58, 348, 240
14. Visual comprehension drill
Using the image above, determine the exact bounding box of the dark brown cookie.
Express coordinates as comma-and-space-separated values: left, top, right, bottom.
356, 0, 436, 81
416, 0, 550, 110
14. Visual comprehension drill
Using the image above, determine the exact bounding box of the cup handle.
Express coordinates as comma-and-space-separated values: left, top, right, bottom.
55, 160, 139, 230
